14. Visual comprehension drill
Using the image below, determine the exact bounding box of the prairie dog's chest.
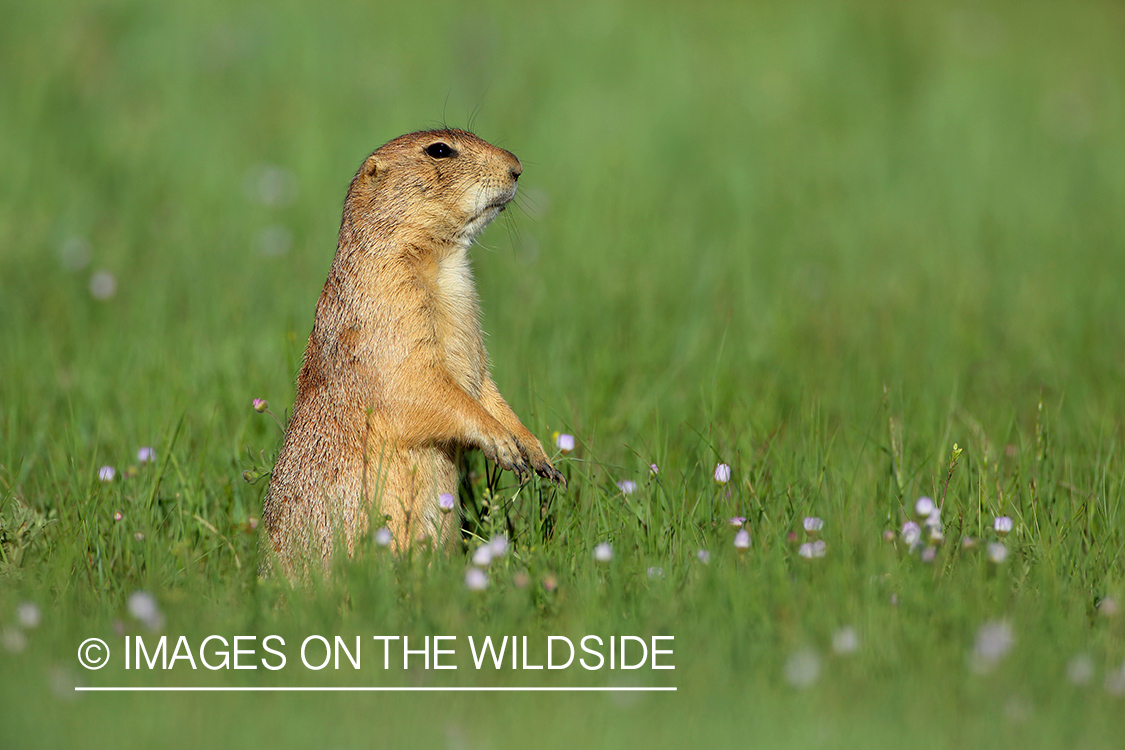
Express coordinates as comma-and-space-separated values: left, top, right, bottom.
431, 250, 485, 392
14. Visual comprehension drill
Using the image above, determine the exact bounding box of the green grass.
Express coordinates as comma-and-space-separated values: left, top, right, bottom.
2, 0, 1125, 747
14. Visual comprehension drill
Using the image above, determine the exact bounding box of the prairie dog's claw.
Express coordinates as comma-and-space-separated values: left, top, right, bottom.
527, 453, 565, 489
482, 433, 525, 476
535, 463, 566, 489
511, 436, 566, 489
488, 434, 565, 487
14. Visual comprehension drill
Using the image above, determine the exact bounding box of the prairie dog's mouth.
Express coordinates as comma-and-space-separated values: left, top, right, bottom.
464, 182, 517, 228
469, 204, 505, 226
480, 189, 516, 214
493, 186, 517, 207
461, 200, 511, 240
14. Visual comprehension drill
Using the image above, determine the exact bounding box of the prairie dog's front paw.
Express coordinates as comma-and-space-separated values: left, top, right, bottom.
517, 438, 567, 489
482, 432, 530, 478
537, 460, 566, 489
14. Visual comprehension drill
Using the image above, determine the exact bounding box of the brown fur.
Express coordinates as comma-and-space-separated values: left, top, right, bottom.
260, 129, 564, 579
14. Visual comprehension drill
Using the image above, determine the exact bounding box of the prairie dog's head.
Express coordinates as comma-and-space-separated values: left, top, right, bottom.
349, 129, 522, 244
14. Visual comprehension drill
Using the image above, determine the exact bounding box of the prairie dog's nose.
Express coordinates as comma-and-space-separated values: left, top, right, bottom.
510, 159, 523, 181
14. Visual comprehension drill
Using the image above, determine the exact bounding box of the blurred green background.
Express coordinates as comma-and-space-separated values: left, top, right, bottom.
1, 0, 1124, 747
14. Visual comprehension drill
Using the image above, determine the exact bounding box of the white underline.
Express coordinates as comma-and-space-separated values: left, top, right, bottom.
75, 686, 676, 693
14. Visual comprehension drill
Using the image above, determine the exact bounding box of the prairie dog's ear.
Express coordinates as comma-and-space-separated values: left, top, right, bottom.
362, 154, 380, 178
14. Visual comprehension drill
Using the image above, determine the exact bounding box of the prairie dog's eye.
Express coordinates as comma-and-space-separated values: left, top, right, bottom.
425, 142, 455, 159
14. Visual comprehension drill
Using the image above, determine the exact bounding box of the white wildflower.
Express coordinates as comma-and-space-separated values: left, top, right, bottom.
970, 620, 1014, 674
127, 591, 165, 631
1104, 662, 1125, 696
784, 648, 821, 689
16, 602, 41, 629
902, 521, 922, 548
472, 544, 494, 567
832, 626, 859, 655
464, 568, 488, 592
89, 270, 117, 300
914, 496, 935, 518
488, 534, 508, 558
798, 540, 827, 559
987, 542, 1008, 564
1067, 654, 1095, 686
1, 628, 27, 653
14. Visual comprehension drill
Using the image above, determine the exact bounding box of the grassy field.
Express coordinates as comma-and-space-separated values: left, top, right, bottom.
2, 0, 1124, 747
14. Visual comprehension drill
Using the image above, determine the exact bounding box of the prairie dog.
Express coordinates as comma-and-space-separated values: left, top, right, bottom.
260, 129, 564, 578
